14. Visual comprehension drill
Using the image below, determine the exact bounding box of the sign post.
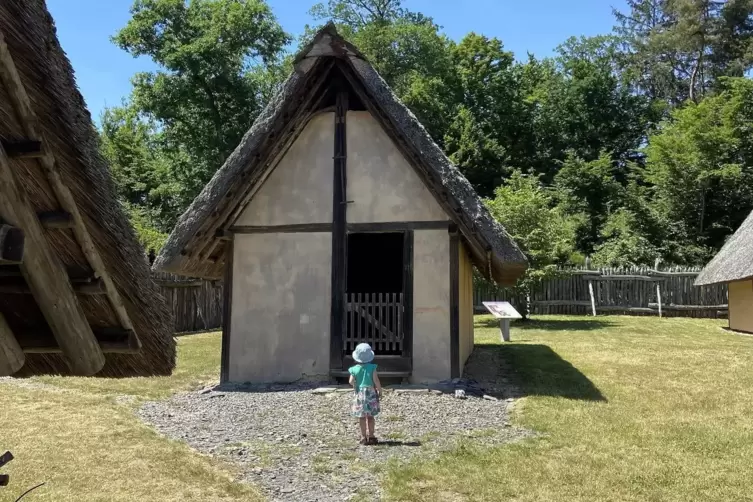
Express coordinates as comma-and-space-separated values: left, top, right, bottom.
482, 301, 522, 342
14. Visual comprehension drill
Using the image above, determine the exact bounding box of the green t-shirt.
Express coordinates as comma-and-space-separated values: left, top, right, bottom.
348, 363, 377, 391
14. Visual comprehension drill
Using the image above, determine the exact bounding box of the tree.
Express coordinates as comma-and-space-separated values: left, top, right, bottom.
644, 77, 753, 257
113, 0, 290, 205
485, 170, 577, 309
615, 0, 753, 104
554, 151, 625, 255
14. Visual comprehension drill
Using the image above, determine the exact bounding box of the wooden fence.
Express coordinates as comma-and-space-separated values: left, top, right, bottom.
475, 266, 728, 319
152, 266, 728, 334
152, 272, 223, 333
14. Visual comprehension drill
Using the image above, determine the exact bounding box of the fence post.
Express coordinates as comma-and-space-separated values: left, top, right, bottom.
654, 257, 663, 318
586, 257, 597, 317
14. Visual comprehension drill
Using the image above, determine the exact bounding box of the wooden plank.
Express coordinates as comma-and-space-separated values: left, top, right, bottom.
1, 139, 42, 159
648, 303, 728, 311
0, 223, 23, 264
0, 31, 140, 353
402, 232, 413, 360
655, 259, 663, 318
330, 89, 348, 370
230, 223, 332, 234
596, 306, 656, 313
346, 221, 450, 232
220, 238, 234, 383
0, 278, 106, 295
0, 144, 104, 373
0, 312, 24, 375
449, 227, 460, 378
531, 300, 593, 307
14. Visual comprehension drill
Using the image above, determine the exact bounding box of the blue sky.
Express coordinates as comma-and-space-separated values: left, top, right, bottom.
47, 0, 628, 121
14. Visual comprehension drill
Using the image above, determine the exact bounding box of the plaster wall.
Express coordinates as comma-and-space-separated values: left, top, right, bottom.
411, 229, 451, 383
235, 112, 334, 226
729, 279, 753, 334
345, 111, 448, 223
228, 232, 332, 382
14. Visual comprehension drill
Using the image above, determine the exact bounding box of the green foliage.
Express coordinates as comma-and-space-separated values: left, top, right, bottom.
485, 171, 576, 289
124, 202, 169, 253
644, 77, 753, 254
111, 0, 289, 220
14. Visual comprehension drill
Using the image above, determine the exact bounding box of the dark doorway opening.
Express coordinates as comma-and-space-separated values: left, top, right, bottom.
345, 232, 405, 357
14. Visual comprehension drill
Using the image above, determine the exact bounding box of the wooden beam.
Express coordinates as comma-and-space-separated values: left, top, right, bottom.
19, 328, 138, 354
37, 211, 74, 229
0, 312, 24, 375
0, 264, 96, 283
0, 277, 106, 295
0, 31, 140, 353
0, 145, 104, 374
1, 139, 42, 159
0, 224, 23, 264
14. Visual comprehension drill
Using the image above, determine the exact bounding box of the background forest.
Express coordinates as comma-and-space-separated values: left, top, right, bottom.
100, 0, 753, 278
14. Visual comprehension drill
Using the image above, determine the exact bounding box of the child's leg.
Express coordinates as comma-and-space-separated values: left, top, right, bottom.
358, 417, 368, 439
367, 416, 375, 438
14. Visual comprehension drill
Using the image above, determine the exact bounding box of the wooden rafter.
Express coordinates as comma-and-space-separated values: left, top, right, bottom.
0, 30, 141, 352
37, 211, 74, 229
0, 312, 23, 376
1, 139, 42, 159
0, 142, 104, 374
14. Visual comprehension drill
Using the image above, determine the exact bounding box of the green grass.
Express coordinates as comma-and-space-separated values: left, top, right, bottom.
383, 315, 753, 502
1, 332, 262, 502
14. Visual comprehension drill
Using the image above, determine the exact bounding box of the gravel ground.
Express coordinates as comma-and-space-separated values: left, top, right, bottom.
138, 383, 531, 501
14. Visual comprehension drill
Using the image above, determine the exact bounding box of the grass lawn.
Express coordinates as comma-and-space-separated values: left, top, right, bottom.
1, 332, 262, 502
384, 315, 753, 502
3, 316, 752, 501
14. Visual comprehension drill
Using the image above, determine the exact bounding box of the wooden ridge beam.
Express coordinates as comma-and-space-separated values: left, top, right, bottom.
0, 30, 140, 353
0, 143, 104, 374
0, 223, 23, 264
0, 312, 24, 375
37, 211, 74, 229
1, 139, 42, 159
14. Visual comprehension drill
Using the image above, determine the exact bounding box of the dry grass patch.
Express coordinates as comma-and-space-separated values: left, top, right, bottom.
384, 315, 753, 502
1, 332, 262, 501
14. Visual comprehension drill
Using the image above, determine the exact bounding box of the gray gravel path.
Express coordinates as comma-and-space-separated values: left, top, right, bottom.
138, 383, 530, 501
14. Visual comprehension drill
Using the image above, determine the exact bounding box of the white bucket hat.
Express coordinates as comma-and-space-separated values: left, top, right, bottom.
352, 343, 375, 364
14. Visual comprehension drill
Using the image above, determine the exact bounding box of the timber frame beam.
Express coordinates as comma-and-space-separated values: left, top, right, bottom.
0, 142, 104, 374
0, 30, 140, 356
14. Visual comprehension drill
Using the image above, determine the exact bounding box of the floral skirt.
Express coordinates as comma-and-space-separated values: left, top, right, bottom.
351, 386, 380, 417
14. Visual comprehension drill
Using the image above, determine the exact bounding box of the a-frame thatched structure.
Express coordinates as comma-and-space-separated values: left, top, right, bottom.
155, 24, 526, 384
0, 0, 175, 376
696, 209, 753, 333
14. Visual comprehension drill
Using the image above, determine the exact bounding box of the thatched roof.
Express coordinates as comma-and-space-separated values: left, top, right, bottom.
695, 209, 753, 286
154, 24, 527, 286
0, 0, 175, 376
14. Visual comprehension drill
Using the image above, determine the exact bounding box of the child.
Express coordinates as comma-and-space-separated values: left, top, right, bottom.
348, 343, 382, 445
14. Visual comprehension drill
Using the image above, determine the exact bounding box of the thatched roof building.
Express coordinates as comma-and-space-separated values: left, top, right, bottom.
696, 209, 753, 333
154, 24, 527, 286
695, 210, 753, 287
155, 24, 526, 385
0, 0, 175, 376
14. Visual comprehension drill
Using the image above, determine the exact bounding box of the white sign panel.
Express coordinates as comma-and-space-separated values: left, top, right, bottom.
482, 301, 522, 319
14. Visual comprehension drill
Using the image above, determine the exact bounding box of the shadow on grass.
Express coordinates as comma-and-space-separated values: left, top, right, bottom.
475, 317, 616, 332
376, 440, 421, 447
471, 344, 606, 402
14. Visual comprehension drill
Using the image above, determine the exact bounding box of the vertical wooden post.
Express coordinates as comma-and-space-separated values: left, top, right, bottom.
449, 226, 460, 378
586, 257, 596, 317
330, 89, 348, 371
500, 319, 511, 342
655, 257, 663, 318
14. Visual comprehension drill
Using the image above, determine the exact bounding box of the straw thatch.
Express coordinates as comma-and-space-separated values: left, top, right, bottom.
154, 24, 528, 286
0, 0, 175, 376
695, 209, 753, 286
